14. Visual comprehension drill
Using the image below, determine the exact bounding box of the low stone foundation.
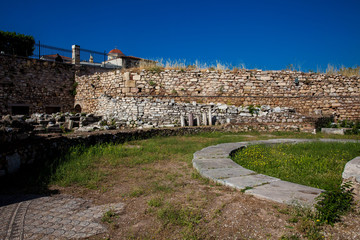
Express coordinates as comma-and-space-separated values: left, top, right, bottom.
0, 126, 219, 176
342, 157, 360, 201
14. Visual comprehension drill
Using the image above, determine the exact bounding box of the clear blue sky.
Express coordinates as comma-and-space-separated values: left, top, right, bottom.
1, 0, 359, 71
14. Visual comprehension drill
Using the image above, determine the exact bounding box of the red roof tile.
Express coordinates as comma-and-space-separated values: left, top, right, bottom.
109, 49, 125, 55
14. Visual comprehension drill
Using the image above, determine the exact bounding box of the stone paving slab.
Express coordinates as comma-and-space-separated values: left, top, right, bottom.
0, 194, 124, 240
192, 138, 360, 205
193, 158, 241, 171
245, 180, 323, 205
221, 174, 280, 190
201, 167, 255, 179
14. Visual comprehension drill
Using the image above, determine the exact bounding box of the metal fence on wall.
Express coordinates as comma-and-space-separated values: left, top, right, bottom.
31, 42, 111, 67
32, 43, 73, 63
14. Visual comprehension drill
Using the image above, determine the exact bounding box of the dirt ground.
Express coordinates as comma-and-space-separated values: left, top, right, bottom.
52, 158, 360, 240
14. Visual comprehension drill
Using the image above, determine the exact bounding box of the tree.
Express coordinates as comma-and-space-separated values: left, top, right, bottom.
0, 31, 35, 57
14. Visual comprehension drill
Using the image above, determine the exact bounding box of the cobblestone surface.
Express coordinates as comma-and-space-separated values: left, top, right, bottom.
0, 194, 124, 240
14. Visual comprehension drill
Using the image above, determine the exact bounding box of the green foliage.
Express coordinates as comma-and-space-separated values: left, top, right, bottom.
70, 82, 78, 96
129, 187, 145, 197
149, 80, 156, 86
232, 142, 360, 191
101, 209, 117, 223
148, 197, 164, 207
247, 105, 259, 116
315, 116, 334, 131
315, 182, 354, 225
0, 31, 35, 57
100, 120, 108, 126
316, 117, 360, 134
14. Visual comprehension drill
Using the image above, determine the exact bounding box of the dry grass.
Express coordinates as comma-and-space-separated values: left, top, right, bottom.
325, 64, 360, 77
137, 58, 246, 72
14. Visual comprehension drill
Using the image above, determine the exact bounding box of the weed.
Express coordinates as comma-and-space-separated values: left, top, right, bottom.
288, 216, 299, 223
149, 80, 156, 86
248, 105, 259, 116
278, 207, 290, 215
148, 197, 164, 208
157, 203, 202, 228
151, 182, 173, 193
240, 186, 253, 193
101, 209, 117, 223
129, 187, 145, 197
69, 81, 78, 96
315, 182, 354, 225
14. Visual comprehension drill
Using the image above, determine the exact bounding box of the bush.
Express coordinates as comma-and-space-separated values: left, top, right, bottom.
315, 182, 354, 225
314, 116, 334, 131
0, 31, 35, 57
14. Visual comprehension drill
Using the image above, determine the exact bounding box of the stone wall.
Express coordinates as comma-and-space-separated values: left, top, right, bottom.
95, 96, 314, 132
75, 69, 360, 121
0, 55, 76, 115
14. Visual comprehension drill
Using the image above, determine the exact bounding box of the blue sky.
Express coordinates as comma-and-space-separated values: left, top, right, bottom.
1, 0, 359, 71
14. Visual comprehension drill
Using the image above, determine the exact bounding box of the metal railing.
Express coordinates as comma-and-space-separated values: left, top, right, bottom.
32, 43, 73, 63
31, 42, 110, 67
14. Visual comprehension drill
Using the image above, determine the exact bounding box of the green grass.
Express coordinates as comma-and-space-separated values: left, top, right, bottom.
49, 132, 249, 187
232, 142, 360, 190
47, 131, 359, 189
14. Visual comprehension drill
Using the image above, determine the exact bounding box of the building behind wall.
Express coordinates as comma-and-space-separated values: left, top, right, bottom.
102, 48, 156, 69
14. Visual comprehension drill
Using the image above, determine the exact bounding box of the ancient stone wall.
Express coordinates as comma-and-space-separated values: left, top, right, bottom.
0, 55, 76, 115
94, 96, 314, 132
75, 69, 360, 121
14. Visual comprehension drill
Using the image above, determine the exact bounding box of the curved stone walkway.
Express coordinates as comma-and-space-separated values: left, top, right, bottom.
193, 138, 360, 206
0, 194, 124, 240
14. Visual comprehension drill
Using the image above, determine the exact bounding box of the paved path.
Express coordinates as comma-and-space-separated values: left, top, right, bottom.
0, 194, 124, 240
193, 138, 360, 206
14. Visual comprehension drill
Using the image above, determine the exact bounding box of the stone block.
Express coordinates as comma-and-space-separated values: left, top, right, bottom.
123, 72, 130, 80
321, 128, 350, 135
133, 75, 141, 81
223, 174, 279, 190
246, 180, 323, 205
125, 80, 136, 88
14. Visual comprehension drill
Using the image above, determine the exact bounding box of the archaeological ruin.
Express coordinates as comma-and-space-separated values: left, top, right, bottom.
1, 49, 360, 176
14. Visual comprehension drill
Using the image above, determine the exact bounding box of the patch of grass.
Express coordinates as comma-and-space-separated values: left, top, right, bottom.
101, 209, 117, 223
46, 131, 359, 190
157, 203, 202, 228
50, 144, 106, 189
129, 187, 145, 197
148, 197, 164, 208
283, 205, 324, 240
151, 181, 173, 193
232, 142, 360, 191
